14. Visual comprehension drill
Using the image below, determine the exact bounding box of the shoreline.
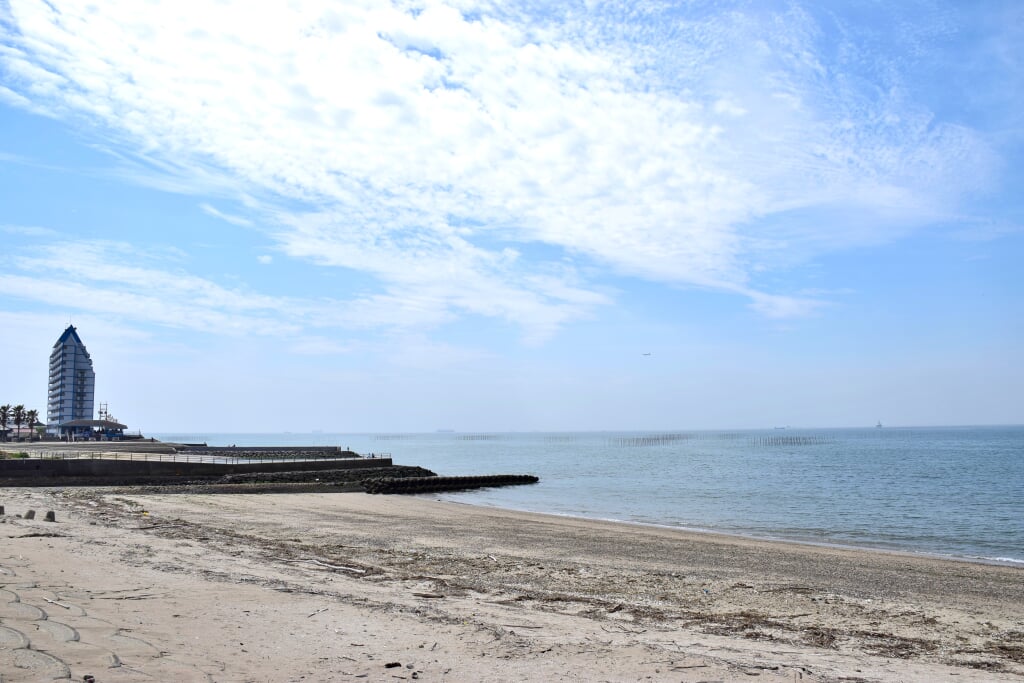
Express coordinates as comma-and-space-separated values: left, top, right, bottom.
152, 426, 1024, 566
3, 436, 1019, 565
428, 494, 1024, 577
2, 486, 1022, 681
46, 427, 1020, 566
435, 494, 1024, 569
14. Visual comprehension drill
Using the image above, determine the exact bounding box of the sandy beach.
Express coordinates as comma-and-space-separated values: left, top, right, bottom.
1, 487, 1021, 682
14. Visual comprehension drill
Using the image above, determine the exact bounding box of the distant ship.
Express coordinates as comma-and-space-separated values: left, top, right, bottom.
876, 421, 883, 428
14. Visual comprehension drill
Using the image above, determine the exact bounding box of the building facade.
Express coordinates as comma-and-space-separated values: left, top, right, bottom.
47, 325, 95, 433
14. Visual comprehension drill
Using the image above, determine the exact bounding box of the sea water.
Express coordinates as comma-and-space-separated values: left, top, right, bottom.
151, 426, 1024, 564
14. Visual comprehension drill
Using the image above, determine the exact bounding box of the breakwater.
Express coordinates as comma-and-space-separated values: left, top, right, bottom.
120, 465, 437, 495
364, 474, 539, 494
0, 457, 394, 486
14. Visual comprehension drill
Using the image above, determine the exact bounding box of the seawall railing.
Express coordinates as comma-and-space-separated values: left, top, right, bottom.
2, 450, 391, 465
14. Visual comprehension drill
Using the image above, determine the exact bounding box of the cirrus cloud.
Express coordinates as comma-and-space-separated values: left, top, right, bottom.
0, 0, 1007, 341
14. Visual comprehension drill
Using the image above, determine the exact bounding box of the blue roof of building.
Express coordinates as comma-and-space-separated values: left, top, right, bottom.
56, 325, 83, 346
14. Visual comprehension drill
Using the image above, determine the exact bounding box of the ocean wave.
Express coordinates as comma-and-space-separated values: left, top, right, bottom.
980, 556, 1024, 565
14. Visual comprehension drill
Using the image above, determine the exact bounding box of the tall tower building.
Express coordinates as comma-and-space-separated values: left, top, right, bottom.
47, 325, 95, 431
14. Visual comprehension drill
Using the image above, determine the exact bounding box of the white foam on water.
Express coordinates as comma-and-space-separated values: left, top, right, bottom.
980, 556, 1024, 565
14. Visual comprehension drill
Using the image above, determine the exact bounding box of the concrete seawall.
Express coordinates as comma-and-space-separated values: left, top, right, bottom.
0, 456, 393, 486
170, 446, 356, 455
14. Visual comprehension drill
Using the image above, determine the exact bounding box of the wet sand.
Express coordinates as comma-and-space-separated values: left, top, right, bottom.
1, 487, 1021, 682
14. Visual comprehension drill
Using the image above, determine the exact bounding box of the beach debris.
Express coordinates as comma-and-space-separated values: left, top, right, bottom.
0, 504, 4, 515
45, 510, 56, 522
601, 624, 647, 634
276, 557, 367, 574
307, 607, 329, 618
95, 590, 166, 601
412, 592, 445, 599
43, 597, 72, 609
384, 662, 402, 668
134, 522, 188, 530
24, 509, 35, 520
83, 676, 96, 682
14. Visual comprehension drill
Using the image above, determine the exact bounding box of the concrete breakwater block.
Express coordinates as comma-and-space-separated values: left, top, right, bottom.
23, 509, 35, 520
365, 474, 539, 495
44, 511, 56, 522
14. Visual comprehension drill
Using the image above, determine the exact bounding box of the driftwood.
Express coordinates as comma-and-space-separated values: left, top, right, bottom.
44, 597, 73, 609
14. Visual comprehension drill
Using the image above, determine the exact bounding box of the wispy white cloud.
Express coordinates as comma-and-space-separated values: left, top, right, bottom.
0, 81, 53, 116
200, 202, 253, 227
5, 240, 304, 336
97, 150, 250, 198
1, 223, 59, 237
0, 0, 1009, 338
745, 290, 829, 320
5, 238, 566, 345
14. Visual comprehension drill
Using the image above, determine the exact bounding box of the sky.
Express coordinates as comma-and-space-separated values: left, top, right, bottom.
1, 0, 1022, 433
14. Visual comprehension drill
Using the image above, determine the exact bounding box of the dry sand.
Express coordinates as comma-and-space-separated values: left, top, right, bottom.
1, 487, 1021, 682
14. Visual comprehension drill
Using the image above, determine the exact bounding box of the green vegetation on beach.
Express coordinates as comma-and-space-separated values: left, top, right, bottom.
0, 404, 42, 442
1, 451, 30, 459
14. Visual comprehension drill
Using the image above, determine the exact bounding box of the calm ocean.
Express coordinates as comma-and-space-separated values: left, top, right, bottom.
151, 426, 1024, 565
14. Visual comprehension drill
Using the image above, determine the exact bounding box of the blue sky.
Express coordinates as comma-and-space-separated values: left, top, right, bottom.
1, 0, 1021, 432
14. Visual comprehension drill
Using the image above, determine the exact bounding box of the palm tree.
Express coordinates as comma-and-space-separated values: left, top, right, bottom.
0, 404, 9, 441
25, 409, 39, 441
12, 405, 25, 440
